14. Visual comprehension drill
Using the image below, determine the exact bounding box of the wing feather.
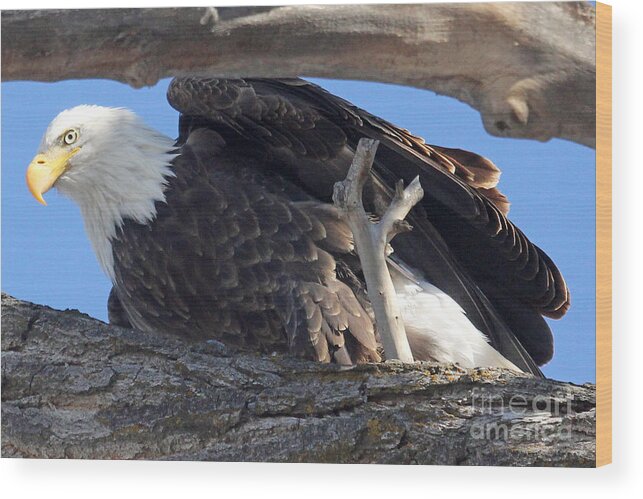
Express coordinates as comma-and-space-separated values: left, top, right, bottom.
166, 77, 570, 371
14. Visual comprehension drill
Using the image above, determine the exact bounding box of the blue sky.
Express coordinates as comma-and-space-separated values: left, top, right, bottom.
1, 78, 596, 383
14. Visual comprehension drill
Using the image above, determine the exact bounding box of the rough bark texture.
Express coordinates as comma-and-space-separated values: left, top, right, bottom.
1, 3, 596, 147
1, 293, 596, 465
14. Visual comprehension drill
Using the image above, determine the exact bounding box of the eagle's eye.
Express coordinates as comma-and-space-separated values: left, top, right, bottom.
63, 129, 79, 145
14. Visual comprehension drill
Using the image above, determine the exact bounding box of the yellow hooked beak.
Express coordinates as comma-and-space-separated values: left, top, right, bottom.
26, 147, 80, 205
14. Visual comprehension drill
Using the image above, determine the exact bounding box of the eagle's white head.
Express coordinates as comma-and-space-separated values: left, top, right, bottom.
26, 105, 176, 280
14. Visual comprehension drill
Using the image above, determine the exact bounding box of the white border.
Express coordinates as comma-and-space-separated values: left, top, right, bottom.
1, 0, 641, 494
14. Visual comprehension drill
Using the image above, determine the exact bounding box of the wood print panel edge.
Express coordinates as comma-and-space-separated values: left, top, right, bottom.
596, 1, 612, 468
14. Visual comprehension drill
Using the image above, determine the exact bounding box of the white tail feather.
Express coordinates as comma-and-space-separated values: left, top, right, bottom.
389, 260, 520, 371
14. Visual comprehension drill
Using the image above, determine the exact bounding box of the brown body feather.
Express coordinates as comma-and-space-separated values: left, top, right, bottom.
108, 78, 569, 374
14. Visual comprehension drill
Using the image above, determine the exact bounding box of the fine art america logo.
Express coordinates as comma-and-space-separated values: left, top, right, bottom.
469, 388, 575, 441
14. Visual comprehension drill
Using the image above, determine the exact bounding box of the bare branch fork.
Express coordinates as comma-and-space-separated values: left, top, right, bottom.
333, 138, 424, 362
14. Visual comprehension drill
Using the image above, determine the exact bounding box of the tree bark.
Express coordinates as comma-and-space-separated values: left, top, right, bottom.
1, 3, 596, 147
1, 293, 596, 465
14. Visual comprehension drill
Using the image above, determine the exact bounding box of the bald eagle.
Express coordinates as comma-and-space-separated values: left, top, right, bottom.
26, 78, 569, 376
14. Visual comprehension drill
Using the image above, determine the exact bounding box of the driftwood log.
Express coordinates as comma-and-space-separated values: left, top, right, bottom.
1, 293, 596, 465
1, 3, 596, 147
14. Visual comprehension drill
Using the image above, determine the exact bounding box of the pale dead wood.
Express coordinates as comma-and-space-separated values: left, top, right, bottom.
1, 3, 596, 147
333, 139, 424, 362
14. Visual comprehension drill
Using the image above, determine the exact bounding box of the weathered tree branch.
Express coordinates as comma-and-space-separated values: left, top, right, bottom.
333, 139, 422, 362
1, 293, 596, 465
1, 3, 596, 147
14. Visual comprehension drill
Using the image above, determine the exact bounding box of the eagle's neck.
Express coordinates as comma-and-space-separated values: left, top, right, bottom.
57, 130, 177, 281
